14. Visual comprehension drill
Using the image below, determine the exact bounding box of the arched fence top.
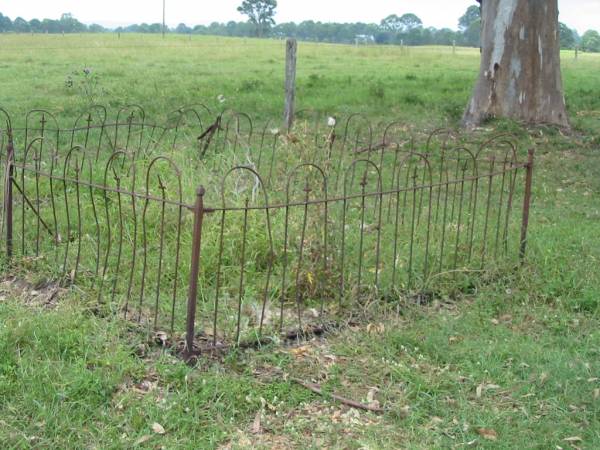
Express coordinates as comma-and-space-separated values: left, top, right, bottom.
116, 104, 146, 125
285, 162, 328, 203
144, 155, 183, 203
25, 109, 60, 131
343, 159, 382, 196
104, 150, 134, 186
0, 107, 13, 133
220, 165, 270, 209
394, 152, 434, 189
73, 105, 108, 129
168, 104, 213, 133
63, 146, 88, 177
476, 133, 519, 163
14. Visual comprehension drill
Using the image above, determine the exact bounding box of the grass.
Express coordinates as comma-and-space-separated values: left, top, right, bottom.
0, 33, 599, 448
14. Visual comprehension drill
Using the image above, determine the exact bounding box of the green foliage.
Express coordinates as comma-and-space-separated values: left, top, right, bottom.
559, 22, 576, 49
380, 14, 422, 33
458, 4, 480, 31
582, 30, 600, 53
237, 0, 278, 37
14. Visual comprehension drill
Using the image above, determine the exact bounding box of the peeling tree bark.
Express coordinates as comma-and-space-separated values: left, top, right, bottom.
463, 0, 569, 129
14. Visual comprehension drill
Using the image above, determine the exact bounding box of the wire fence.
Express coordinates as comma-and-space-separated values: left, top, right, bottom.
0, 105, 534, 358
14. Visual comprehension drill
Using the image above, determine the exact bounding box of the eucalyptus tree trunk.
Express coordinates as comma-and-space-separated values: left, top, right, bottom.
463, 0, 569, 129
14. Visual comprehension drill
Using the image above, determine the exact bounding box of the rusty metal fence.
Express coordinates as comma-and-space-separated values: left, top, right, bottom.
0, 105, 534, 358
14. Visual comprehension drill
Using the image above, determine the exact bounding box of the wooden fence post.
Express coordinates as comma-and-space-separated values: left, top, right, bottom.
284, 38, 297, 131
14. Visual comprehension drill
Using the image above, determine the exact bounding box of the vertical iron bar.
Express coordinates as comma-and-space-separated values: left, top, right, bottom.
235, 199, 250, 344
408, 169, 418, 288
5, 136, 14, 259
519, 149, 535, 260
185, 186, 206, 358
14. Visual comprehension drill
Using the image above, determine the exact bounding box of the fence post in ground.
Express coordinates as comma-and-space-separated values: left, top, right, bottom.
5, 132, 14, 260
284, 38, 297, 132
519, 148, 535, 260
184, 186, 206, 360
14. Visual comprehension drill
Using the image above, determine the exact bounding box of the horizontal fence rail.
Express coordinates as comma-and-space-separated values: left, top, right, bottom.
0, 106, 535, 357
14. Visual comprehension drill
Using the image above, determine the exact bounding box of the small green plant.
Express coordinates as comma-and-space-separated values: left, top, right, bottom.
306, 73, 323, 88
369, 81, 386, 99
238, 78, 264, 93
65, 67, 106, 104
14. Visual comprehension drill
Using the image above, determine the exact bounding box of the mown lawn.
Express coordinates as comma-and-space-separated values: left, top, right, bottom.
0, 34, 599, 449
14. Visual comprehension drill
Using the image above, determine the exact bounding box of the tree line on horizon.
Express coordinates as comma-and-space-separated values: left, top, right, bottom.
0, 7, 598, 52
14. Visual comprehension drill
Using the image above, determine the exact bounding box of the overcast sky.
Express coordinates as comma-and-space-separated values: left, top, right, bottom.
0, 0, 597, 34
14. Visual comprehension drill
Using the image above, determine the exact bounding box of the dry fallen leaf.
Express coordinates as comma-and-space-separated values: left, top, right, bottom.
477, 428, 498, 441
400, 405, 411, 419
134, 435, 153, 446
251, 411, 262, 434
476, 384, 483, 398
563, 436, 583, 443
430, 416, 444, 426
366, 323, 385, 334
290, 346, 311, 358
594, 388, 600, 400
155, 331, 168, 346
152, 422, 166, 435
366, 387, 379, 404
476, 382, 500, 399
448, 336, 462, 344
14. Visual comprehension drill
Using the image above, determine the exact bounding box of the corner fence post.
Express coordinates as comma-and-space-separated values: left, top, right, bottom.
5, 132, 14, 260
284, 38, 297, 131
519, 148, 535, 260
185, 186, 206, 360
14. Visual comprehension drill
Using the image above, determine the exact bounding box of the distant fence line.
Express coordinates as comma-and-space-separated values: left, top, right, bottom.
0, 106, 534, 358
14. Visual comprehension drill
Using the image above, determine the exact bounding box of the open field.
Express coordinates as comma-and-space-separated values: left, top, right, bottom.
1, 34, 600, 448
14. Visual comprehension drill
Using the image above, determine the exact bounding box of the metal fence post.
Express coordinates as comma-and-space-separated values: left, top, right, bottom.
185, 186, 206, 360
519, 148, 535, 260
5, 132, 14, 260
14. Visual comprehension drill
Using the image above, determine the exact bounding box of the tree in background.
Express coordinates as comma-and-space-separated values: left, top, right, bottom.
0, 6, 589, 53
237, 0, 277, 38
0, 12, 12, 32
380, 13, 422, 33
581, 30, 600, 52
559, 22, 576, 49
59, 13, 86, 33
463, 0, 569, 129
12, 17, 30, 33
458, 4, 481, 47
176, 23, 192, 34
458, 5, 481, 31
380, 15, 402, 32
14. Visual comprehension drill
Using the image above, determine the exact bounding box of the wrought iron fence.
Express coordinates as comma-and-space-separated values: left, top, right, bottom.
0, 106, 534, 359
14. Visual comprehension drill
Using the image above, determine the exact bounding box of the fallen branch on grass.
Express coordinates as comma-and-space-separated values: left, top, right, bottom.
290, 377, 384, 413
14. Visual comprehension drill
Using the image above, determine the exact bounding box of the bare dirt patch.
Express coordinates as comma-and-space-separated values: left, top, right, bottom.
0, 275, 66, 309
